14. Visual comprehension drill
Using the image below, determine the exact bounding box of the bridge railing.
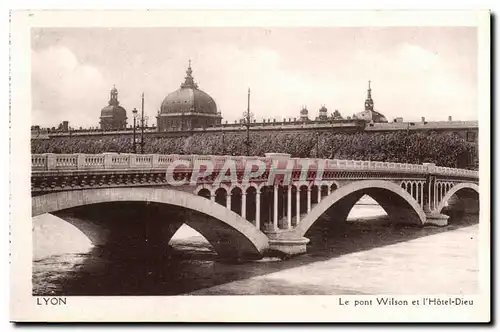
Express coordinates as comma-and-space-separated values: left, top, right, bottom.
322, 159, 428, 173
434, 166, 478, 178
31, 153, 478, 178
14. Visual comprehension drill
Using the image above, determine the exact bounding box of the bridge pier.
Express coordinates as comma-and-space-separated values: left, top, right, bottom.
424, 213, 449, 226
268, 237, 310, 257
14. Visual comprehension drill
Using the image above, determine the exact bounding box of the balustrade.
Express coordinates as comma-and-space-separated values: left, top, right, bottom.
84, 155, 104, 168
30, 153, 479, 179
31, 155, 47, 170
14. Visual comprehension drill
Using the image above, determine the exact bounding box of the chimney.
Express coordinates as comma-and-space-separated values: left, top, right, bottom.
421, 117, 425, 123
448, 116, 452, 122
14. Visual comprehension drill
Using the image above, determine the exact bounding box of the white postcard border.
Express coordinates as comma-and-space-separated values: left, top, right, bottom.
9, 9, 491, 322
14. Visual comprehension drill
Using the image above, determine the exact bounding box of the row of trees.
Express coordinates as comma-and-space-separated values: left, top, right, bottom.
31, 131, 478, 169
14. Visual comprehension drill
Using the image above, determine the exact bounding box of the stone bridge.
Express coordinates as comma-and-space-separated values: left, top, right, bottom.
31, 153, 479, 260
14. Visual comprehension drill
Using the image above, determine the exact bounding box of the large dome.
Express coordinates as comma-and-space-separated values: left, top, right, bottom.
160, 87, 217, 115
160, 62, 217, 115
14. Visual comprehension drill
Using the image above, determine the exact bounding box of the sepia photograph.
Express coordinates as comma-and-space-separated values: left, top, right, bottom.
10, 10, 490, 322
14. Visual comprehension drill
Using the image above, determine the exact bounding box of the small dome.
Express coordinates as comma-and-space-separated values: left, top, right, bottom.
101, 104, 126, 117
300, 106, 308, 115
160, 61, 217, 115
355, 80, 388, 123
101, 85, 127, 117
99, 85, 127, 130
355, 109, 388, 123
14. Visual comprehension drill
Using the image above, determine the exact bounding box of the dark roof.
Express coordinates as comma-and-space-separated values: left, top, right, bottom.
101, 105, 126, 117
160, 87, 217, 115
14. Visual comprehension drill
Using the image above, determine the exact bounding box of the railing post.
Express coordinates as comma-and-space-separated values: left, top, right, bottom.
129, 154, 137, 168
424, 163, 436, 175
76, 154, 86, 170
103, 153, 115, 169
45, 153, 56, 171
152, 154, 160, 168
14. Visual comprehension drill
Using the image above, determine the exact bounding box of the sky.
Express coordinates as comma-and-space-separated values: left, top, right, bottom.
31, 27, 478, 128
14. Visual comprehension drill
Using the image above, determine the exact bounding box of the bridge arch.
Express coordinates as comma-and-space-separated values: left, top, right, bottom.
435, 182, 479, 214
32, 187, 269, 259
246, 182, 261, 191
194, 184, 214, 196
293, 180, 427, 237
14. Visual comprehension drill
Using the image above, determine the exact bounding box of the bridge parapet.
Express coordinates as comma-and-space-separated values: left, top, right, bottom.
31, 153, 478, 179
433, 165, 478, 178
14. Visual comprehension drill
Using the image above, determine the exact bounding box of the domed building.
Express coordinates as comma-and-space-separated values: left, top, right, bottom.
100, 85, 127, 130
299, 106, 309, 122
354, 81, 388, 123
317, 105, 328, 121
157, 61, 222, 132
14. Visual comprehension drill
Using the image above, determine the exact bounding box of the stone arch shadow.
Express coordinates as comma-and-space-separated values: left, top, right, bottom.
435, 182, 479, 215
292, 180, 427, 238
32, 187, 269, 260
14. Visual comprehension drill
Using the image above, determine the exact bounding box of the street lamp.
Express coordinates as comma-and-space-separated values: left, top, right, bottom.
242, 88, 253, 156
140, 93, 145, 154
316, 131, 320, 158
222, 131, 225, 155
69, 127, 73, 154
132, 108, 139, 154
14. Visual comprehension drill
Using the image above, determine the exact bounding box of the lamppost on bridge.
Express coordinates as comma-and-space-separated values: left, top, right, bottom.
405, 121, 411, 163
132, 108, 139, 154
221, 131, 226, 155
316, 131, 320, 158
242, 88, 254, 156
140, 93, 146, 154
68, 126, 73, 154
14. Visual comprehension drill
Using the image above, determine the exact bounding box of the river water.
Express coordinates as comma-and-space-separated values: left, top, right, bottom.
32, 200, 479, 296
